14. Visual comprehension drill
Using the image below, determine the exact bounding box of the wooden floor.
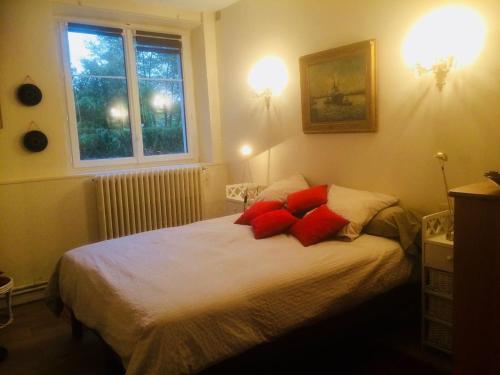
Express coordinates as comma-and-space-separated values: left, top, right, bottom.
0, 301, 109, 375
0, 301, 452, 374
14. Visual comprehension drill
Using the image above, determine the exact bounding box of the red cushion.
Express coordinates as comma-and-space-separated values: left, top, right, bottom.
290, 204, 349, 247
234, 200, 283, 225
287, 185, 328, 215
251, 209, 299, 239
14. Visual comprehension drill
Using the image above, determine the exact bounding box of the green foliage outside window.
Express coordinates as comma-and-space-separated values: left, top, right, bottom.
69, 31, 187, 160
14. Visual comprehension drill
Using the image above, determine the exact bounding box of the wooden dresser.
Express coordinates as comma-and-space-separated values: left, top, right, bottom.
449, 182, 500, 375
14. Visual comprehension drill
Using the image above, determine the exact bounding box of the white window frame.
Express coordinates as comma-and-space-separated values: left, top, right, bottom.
58, 18, 198, 169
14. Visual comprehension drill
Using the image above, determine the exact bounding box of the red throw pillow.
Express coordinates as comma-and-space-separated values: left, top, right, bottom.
287, 185, 328, 215
234, 200, 283, 225
251, 209, 299, 239
290, 204, 349, 247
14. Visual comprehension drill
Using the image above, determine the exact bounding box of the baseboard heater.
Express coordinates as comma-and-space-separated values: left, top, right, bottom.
12, 282, 48, 306
94, 166, 203, 241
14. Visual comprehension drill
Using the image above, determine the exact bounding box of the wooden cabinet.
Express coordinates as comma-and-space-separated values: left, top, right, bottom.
449, 182, 500, 375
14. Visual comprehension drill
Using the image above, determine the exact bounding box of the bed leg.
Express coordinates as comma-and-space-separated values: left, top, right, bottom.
71, 311, 83, 340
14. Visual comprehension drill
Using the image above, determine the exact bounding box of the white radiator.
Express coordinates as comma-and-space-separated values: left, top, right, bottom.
94, 166, 203, 240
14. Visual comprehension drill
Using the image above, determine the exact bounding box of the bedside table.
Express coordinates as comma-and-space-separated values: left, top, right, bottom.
421, 211, 454, 354
225, 183, 264, 215
225, 198, 245, 215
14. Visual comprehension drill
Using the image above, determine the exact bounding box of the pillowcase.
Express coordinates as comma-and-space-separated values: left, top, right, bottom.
234, 200, 283, 225
256, 174, 309, 203
286, 185, 328, 215
290, 204, 349, 247
364, 205, 421, 251
327, 184, 398, 240
251, 209, 299, 239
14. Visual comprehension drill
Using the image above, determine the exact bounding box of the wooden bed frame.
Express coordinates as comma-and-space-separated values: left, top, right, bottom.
69, 281, 420, 374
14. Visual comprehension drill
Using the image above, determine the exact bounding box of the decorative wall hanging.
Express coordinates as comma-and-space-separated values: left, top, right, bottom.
23, 122, 48, 152
299, 40, 376, 133
17, 76, 42, 106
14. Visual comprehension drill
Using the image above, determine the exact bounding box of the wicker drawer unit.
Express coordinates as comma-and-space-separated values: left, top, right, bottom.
424, 243, 454, 272
422, 211, 454, 354
425, 269, 453, 295
426, 319, 453, 352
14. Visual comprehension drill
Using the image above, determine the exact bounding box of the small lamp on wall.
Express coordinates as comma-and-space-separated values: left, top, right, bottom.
402, 5, 486, 91
248, 56, 288, 108
240, 144, 253, 157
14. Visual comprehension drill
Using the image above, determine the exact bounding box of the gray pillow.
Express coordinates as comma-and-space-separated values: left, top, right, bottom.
364, 205, 421, 251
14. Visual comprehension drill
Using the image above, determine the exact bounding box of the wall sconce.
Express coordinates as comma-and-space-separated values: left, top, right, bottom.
403, 5, 486, 91
248, 56, 288, 108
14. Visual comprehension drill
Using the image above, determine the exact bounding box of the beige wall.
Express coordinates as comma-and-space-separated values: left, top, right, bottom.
0, 177, 98, 287
217, 0, 500, 214
0, 164, 227, 288
0, 0, 227, 288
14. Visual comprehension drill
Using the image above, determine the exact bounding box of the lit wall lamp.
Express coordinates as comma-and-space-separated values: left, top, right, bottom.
248, 56, 288, 108
402, 5, 486, 91
240, 144, 253, 157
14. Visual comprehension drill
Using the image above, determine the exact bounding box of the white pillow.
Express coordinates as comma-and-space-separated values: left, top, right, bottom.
327, 184, 398, 240
256, 174, 309, 203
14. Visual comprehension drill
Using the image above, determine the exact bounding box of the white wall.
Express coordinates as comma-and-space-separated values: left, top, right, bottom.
217, 0, 500, 213
0, 0, 228, 288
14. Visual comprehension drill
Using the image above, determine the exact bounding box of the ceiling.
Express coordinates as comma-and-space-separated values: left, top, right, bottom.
135, 0, 240, 12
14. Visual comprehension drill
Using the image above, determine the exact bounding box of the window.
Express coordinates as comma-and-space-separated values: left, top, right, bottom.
62, 22, 192, 166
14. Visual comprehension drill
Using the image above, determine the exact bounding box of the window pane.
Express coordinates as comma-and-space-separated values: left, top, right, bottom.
135, 33, 187, 156
67, 27, 133, 160
135, 35, 182, 79
72, 77, 132, 159
138, 80, 186, 155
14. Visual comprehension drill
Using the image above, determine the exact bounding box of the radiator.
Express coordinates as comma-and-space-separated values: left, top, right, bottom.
94, 166, 203, 240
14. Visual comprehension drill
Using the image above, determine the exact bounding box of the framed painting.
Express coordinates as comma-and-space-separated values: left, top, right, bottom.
300, 40, 376, 133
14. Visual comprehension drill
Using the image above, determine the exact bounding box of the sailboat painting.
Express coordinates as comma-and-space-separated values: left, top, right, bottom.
300, 40, 376, 133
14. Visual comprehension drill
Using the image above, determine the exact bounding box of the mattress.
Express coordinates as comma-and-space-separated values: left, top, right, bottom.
55, 214, 412, 374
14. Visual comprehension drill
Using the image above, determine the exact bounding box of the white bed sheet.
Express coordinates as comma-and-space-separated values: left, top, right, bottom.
57, 214, 412, 374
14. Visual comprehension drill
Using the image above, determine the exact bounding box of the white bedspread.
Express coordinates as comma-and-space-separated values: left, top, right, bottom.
57, 214, 412, 374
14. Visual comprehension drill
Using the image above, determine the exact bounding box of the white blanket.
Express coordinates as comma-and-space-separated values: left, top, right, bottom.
57, 214, 411, 374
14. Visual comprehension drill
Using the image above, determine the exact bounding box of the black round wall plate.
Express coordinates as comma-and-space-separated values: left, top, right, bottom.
23, 130, 48, 152
17, 83, 43, 106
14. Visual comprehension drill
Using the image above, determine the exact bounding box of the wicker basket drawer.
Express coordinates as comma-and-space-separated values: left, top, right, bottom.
424, 244, 454, 272
426, 294, 453, 323
426, 320, 453, 352
426, 269, 453, 295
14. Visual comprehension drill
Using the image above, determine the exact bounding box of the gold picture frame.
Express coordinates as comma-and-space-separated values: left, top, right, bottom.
300, 40, 376, 133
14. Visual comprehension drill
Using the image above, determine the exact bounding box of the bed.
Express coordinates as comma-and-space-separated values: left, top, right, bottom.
48, 213, 412, 374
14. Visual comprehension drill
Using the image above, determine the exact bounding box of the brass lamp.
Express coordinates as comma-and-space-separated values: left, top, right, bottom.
416, 57, 454, 91
435, 152, 454, 241
403, 5, 486, 91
